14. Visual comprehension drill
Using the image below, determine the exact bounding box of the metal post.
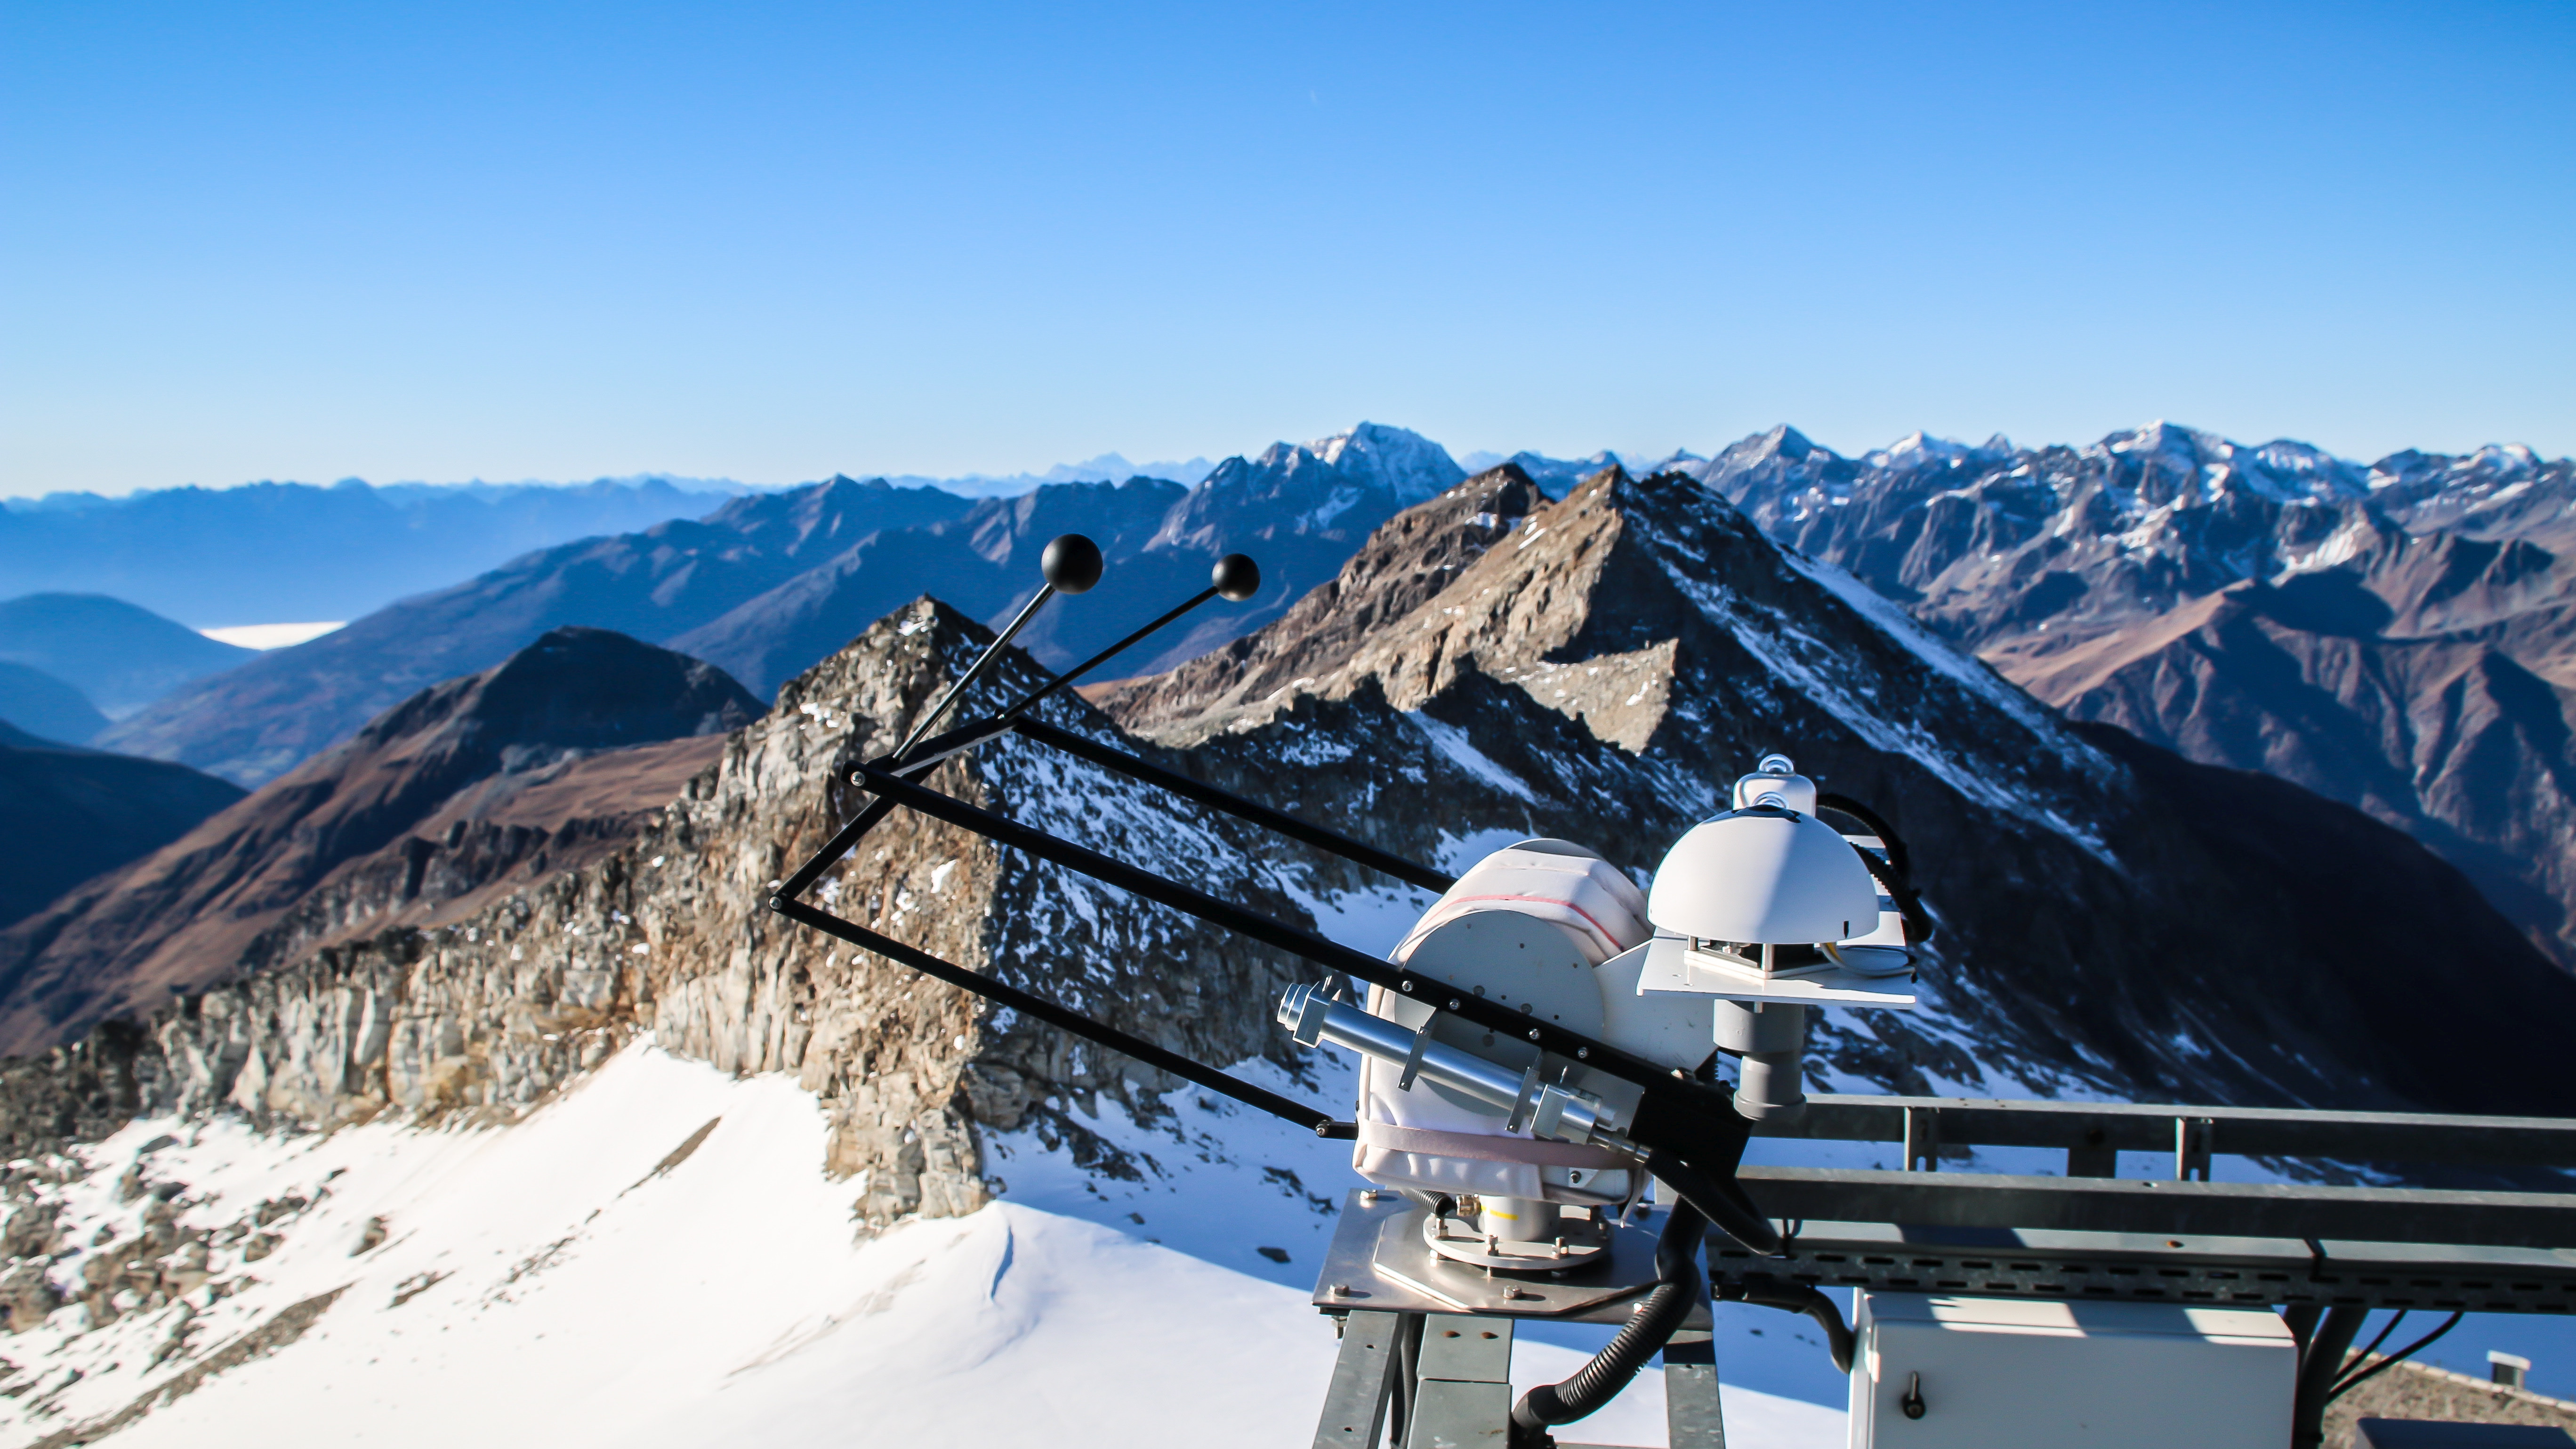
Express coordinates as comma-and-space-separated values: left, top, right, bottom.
1664, 1328, 1728, 1449
2175, 1116, 2215, 1182
1313, 1311, 1407, 1449
1904, 1106, 1940, 1172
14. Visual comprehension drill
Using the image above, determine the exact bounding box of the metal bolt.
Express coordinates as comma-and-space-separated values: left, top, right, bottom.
1577, 1047, 1589, 1059
1449, 999, 1462, 1010
1400, 981, 1414, 993
1527, 1029, 1539, 1040
1331, 1283, 1354, 1297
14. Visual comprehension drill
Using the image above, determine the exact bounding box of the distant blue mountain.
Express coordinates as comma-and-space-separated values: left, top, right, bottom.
0, 594, 256, 716
0, 476, 751, 627
0, 661, 108, 745
101, 425, 1471, 785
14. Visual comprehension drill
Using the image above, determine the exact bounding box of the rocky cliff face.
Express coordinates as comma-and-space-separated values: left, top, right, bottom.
0, 601, 1327, 1231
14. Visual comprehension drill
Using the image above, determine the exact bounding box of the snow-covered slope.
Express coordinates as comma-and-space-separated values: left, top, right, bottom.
0, 1042, 1843, 1448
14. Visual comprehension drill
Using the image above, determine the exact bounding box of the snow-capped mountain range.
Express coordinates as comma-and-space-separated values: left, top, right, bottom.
1677, 422, 2576, 972
1, 446, 2572, 1445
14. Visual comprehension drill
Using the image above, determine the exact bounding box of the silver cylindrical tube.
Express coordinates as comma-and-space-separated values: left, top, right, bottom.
1279, 983, 1531, 1113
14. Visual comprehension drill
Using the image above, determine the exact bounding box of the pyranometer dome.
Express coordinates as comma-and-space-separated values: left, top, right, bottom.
1647, 806, 1879, 945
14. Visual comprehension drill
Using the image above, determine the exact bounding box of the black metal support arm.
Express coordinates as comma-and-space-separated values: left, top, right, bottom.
772, 716, 1028, 903
763, 550, 1770, 1255
771, 895, 1348, 1136
851, 762, 1656, 1091
1001, 586, 1219, 720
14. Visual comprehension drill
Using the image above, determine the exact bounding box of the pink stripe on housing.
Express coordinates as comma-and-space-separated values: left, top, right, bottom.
1438, 893, 1634, 951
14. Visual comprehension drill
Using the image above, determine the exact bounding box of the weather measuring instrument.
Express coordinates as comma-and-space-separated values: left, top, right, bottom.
770, 535, 2576, 1449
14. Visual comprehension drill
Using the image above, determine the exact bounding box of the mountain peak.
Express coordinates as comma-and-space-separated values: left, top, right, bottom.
1299, 421, 1467, 504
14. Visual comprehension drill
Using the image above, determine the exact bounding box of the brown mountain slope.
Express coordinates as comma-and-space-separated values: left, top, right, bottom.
0, 628, 759, 1054
1994, 575, 2576, 967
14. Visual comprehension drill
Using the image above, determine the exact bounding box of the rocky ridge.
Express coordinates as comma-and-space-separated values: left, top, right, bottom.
1, 454, 2571, 1348
0, 600, 1336, 1234
1106, 464, 2576, 1120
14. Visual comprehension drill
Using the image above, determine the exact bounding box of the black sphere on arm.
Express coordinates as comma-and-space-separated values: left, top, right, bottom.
1213, 553, 1261, 602
1041, 534, 1103, 594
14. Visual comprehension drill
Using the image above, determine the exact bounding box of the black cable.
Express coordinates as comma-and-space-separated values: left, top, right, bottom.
1850, 845, 1937, 946
1507, 1200, 1708, 1447
1645, 1148, 1783, 1257
2328, 1312, 2463, 1404
1717, 1280, 1856, 1374
2337, 1311, 2407, 1386
1389, 1312, 1424, 1448
2292, 1305, 2368, 1449
1817, 793, 1910, 882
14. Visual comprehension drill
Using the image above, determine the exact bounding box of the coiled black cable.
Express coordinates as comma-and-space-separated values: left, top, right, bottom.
1506, 1199, 1708, 1449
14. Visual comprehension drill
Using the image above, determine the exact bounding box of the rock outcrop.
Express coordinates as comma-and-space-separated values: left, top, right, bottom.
6, 458, 2574, 1263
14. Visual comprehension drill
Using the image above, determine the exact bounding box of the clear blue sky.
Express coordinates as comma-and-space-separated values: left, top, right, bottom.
4, 0, 2570, 496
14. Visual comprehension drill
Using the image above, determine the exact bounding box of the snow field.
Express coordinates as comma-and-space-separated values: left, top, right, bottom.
4, 1043, 1843, 1449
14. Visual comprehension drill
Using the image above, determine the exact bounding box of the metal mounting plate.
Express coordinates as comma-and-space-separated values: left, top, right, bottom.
1311, 1191, 1707, 1327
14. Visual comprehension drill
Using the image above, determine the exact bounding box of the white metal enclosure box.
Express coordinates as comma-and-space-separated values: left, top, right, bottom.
1848, 1290, 2295, 1448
